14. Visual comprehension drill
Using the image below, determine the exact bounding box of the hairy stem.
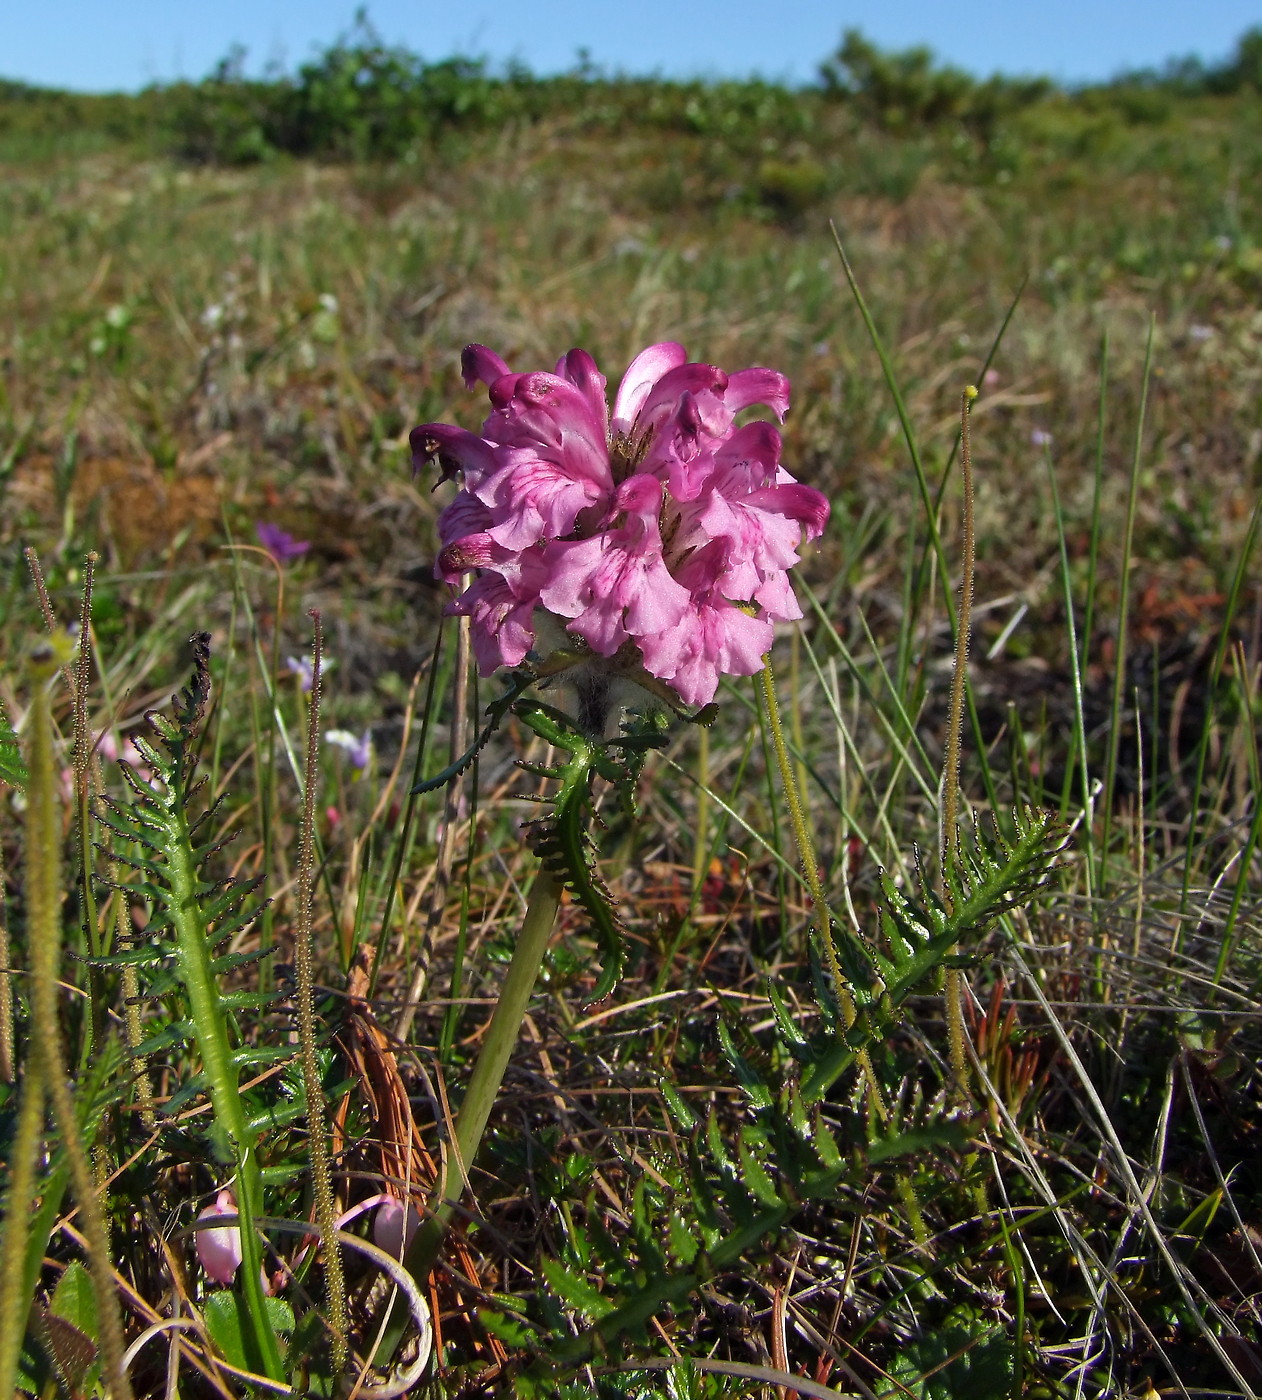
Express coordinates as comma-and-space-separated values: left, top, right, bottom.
941, 387, 978, 1099
23, 638, 133, 1399
0, 1051, 45, 1396
294, 612, 348, 1373
0, 829, 12, 1084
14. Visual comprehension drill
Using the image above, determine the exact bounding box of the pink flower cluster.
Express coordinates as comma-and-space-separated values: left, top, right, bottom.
412, 343, 829, 708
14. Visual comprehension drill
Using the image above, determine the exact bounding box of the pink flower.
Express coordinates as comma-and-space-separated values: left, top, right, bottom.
372, 1195, 421, 1256
196, 1189, 243, 1285
412, 343, 828, 709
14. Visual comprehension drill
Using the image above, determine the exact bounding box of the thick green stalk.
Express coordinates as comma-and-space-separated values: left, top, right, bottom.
293, 613, 348, 1373
402, 868, 564, 1284
158, 754, 284, 1381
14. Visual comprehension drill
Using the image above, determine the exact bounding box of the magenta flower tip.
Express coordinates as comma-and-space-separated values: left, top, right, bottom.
419, 342, 829, 708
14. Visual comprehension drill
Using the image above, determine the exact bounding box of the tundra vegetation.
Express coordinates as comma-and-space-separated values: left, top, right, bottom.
1, 18, 1262, 1398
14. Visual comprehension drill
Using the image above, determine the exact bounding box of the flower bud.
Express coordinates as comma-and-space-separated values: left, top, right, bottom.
196, 1188, 243, 1285
372, 1195, 421, 1256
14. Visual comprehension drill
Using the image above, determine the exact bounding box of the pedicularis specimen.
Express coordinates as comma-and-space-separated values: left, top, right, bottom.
397, 341, 830, 1286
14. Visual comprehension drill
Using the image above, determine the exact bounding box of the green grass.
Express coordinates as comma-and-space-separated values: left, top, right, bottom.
1, 56, 1261, 1399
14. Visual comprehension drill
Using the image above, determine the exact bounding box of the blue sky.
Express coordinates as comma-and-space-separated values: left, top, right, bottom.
8, 1, 1260, 93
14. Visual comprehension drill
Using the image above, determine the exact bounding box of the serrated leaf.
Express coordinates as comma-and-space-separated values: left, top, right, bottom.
717, 1017, 773, 1112
767, 981, 815, 1061
540, 1257, 614, 1321
737, 1137, 783, 1209
667, 1210, 700, 1267
0, 722, 27, 789
887, 1314, 1012, 1400
134, 1020, 195, 1057
867, 1120, 972, 1166
160, 1072, 209, 1117
660, 1079, 697, 1132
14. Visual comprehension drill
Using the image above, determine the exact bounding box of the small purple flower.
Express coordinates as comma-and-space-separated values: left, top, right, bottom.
256, 522, 310, 564
1188, 324, 1214, 343
286, 655, 314, 691
1030, 429, 1054, 449
326, 728, 373, 776
286, 655, 334, 692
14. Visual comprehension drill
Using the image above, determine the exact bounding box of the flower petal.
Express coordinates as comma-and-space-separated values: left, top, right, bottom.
725, 367, 791, 420
611, 342, 687, 431
555, 349, 609, 440
461, 344, 512, 389
449, 573, 537, 673
411, 423, 499, 489
539, 476, 690, 656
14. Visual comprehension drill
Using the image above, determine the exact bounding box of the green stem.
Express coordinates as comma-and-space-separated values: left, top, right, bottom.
157, 739, 284, 1380
23, 639, 133, 1399
402, 869, 563, 1285
0, 1054, 45, 1398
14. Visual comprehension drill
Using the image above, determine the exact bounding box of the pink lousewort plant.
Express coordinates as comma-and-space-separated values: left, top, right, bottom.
412, 343, 829, 711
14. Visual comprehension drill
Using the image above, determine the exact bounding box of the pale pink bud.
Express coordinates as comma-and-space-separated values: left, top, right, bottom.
372, 1195, 421, 1256
196, 1189, 243, 1284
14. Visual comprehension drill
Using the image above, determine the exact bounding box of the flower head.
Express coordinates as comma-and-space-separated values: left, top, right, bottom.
413, 344, 828, 708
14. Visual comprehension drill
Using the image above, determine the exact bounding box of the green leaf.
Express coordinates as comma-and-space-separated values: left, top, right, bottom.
660, 1079, 698, 1132
717, 1017, 773, 1112
0, 721, 26, 790
867, 1120, 972, 1165
204, 1291, 293, 1374
540, 1257, 614, 1321
479, 1308, 538, 1349
49, 1260, 98, 1340
884, 1314, 1013, 1400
